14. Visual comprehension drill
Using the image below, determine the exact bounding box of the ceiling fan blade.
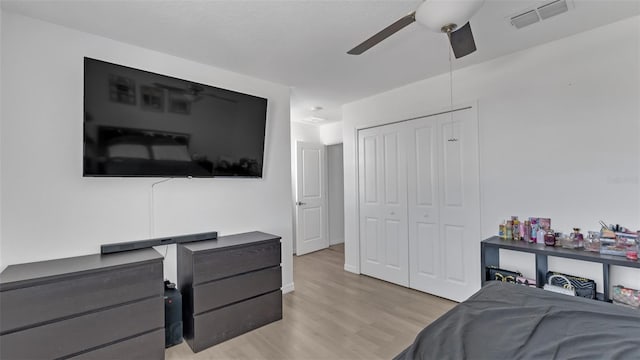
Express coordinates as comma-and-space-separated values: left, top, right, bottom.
447, 22, 477, 59
347, 11, 416, 55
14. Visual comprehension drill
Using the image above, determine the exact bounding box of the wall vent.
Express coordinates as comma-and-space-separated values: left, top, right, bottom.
537, 0, 569, 20
511, 10, 540, 29
510, 0, 570, 29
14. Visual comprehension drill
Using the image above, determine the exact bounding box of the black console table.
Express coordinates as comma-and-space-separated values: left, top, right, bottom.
481, 236, 640, 301
0, 248, 165, 359
178, 231, 282, 353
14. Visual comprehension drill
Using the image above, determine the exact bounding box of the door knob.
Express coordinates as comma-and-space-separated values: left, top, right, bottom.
296, 201, 306, 206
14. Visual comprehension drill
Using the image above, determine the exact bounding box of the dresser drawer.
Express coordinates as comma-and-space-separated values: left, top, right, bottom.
191, 290, 282, 352
194, 266, 281, 314
193, 241, 280, 284
0, 261, 162, 334
0, 296, 163, 359
70, 329, 165, 360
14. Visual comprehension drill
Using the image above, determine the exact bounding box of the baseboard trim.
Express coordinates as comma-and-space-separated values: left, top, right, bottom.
282, 282, 295, 294
344, 264, 359, 274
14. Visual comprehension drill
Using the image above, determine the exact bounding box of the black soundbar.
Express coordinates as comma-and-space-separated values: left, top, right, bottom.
100, 231, 218, 254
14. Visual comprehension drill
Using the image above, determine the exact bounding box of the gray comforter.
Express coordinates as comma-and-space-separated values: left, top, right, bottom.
395, 281, 640, 360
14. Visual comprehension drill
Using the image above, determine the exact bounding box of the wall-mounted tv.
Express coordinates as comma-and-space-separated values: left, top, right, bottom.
83, 57, 268, 178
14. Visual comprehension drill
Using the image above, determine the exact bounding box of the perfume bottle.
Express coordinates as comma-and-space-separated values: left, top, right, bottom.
512, 216, 520, 241
523, 220, 532, 243
544, 229, 556, 246
530, 218, 538, 242
570, 228, 584, 248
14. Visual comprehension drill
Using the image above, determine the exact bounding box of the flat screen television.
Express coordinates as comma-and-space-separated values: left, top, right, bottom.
83, 57, 268, 178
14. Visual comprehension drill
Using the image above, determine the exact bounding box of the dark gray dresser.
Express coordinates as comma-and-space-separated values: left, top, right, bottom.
0, 248, 165, 360
178, 231, 282, 353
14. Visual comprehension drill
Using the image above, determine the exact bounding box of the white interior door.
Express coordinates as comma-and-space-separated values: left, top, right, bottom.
358, 124, 409, 286
295, 141, 329, 256
408, 109, 481, 302
435, 110, 481, 301
407, 117, 442, 295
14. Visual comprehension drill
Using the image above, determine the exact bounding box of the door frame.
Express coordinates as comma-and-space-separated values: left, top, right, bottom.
353, 103, 482, 286
294, 141, 330, 256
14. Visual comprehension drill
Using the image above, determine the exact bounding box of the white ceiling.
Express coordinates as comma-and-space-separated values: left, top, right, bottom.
2, 0, 639, 124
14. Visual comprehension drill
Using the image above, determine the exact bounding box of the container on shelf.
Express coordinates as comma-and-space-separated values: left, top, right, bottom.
544, 229, 556, 246
506, 220, 513, 240
512, 216, 520, 241
570, 228, 584, 248
584, 231, 601, 252
523, 220, 532, 243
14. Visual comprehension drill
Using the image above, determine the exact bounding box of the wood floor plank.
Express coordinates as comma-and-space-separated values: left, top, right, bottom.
166, 244, 456, 359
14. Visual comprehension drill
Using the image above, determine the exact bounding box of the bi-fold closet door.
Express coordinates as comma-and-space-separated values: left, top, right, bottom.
358, 109, 480, 302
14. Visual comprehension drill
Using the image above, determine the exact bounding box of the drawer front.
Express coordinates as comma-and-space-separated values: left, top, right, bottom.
70, 329, 165, 360
194, 266, 281, 314
193, 241, 280, 284
0, 296, 163, 360
192, 290, 282, 352
0, 261, 163, 334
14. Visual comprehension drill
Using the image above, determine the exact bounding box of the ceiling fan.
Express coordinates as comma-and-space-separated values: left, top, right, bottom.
153, 83, 237, 103
347, 0, 485, 58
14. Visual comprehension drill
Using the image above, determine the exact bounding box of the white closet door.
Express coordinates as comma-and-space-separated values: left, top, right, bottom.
437, 110, 481, 301
408, 109, 480, 302
358, 124, 409, 286
407, 117, 443, 295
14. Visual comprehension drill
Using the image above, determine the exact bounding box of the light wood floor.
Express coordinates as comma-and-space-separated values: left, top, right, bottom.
166, 244, 456, 360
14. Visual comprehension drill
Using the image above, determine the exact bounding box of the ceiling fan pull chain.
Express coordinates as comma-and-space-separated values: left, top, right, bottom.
447, 38, 459, 143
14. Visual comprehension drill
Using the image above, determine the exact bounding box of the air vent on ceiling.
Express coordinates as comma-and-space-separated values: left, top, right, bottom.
537, 0, 569, 20
511, 10, 540, 29
510, 0, 570, 29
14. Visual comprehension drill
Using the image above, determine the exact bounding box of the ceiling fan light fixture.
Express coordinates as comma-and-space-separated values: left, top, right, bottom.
415, 0, 485, 33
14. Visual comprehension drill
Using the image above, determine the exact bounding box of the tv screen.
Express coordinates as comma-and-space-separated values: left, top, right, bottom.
83, 57, 268, 178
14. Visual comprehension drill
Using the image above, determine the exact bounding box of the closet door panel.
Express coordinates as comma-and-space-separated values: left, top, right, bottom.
362, 136, 378, 204
383, 133, 400, 204
443, 224, 465, 283
436, 110, 481, 302
408, 118, 442, 292
364, 217, 380, 263
385, 219, 402, 269
415, 222, 438, 277
358, 124, 408, 286
442, 121, 464, 207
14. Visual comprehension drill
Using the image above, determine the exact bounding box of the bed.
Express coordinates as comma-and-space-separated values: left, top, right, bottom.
395, 281, 640, 360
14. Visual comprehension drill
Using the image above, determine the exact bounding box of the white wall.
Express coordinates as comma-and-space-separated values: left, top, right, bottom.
291, 121, 322, 144
319, 121, 343, 145
343, 17, 640, 290
327, 144, 345, 245
0, 6, 3, 272
0, 12, 294, 292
